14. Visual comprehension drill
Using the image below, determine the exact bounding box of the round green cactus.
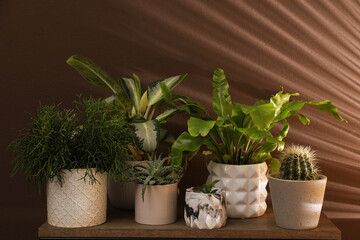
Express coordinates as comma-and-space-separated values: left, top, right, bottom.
279, 145, 318, 180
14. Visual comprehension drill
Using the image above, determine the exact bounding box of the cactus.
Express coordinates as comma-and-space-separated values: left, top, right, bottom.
279, 145, 318, 180
131, 154, 183, 201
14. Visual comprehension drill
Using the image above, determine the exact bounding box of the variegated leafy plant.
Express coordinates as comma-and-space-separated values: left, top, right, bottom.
67, 55, 205, 160
169, 68, 346, 172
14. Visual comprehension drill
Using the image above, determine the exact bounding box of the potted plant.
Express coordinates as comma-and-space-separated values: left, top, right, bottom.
11, 98, 131, 228
269, 145, 327, 229
67, 55, 205, 209
169, 68, 345, 218
184, 179, 227, 229
130, 154, 183, 225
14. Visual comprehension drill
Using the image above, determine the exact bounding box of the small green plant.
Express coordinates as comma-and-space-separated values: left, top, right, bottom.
10, 97, 131, 193
199, 178, 220, 194
279, 145, 318, 180
131, 154, 183, 201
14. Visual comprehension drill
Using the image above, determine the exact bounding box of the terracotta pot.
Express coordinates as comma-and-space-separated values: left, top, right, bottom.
184, 187, 227, 229
269, 173, 327, 230
107, 160, 141, 210
207, 161, 268, 218
47, 168, 107, 228
135, 183, 178, 225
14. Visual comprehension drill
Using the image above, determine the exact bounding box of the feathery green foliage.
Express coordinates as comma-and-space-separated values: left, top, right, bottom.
131, 154, 183, 201
279, 145, 318, 180
10, 98, 132, 194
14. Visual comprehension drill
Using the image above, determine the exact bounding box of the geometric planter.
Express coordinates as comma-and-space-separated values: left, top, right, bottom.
207, 161, 268, 218
134, 182, 178, 225
47, 168, 107, 228
184, 187, 227, 229
269, 173, 327, 230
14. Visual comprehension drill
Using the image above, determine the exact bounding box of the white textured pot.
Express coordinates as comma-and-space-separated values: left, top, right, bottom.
135, 183, 178, 225
184, 187, 227, 229
207, 161, 268, 218
47, 168, 107, 228
108, 161, 141, 210
269, 173, 327, 230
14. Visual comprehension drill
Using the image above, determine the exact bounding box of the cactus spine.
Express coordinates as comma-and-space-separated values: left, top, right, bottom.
279, 145, 318, 180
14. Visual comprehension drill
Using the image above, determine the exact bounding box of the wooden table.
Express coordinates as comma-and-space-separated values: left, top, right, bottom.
38, 207, 341, 240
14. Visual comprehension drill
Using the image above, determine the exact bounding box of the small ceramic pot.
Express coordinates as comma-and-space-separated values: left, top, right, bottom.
184, 187, 227, 229
207, 161, 268, 218
269, 173, 327, 230
47, 168, 107, 228
108, 161, 141, 210
134, 183, 178, 225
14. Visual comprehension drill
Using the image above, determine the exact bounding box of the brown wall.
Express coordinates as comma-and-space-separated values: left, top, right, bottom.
1, 0, 359, 239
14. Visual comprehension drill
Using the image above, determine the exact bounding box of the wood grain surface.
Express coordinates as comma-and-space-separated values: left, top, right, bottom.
38, 207, 341, 239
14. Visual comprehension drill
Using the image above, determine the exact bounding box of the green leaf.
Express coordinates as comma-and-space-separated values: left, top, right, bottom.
249, 103, 277, 130
277, 100, 306, 121
291, 112, 310, 125
270, 88, 299, 108
131, 120, 160, 153
66, 55, 122, 94
155, 108, 178, 123
277, 119, 289, 141
119, 77, 142, 114
212, 69, 232, 119
231, 103, 246, 128
188, 117, 216, 137
147, 74, 188, 107
251, 152, 272, 164
308, 100, 346, 122
236, 127, 272, 141
160, 82, 172, 103
270, 158, 281, 173
170, 132, 205, 166
256, 141, 277, 155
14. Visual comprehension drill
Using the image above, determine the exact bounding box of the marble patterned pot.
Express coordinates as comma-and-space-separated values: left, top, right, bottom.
269, 173, 327, 230
47, 168, 107, 228
184, 187, 227, 229
207, 161, 268, 218
135, 183, 178, 225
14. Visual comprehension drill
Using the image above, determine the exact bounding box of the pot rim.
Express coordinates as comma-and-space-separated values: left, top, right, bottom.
136, 182, 178, 188
209, 160, 267, 167
186, 186, 224, 194
269, 172, 327, 183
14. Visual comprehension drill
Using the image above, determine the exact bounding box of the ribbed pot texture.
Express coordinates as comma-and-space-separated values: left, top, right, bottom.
47, 168, 107, 228
135, 183, 178, 225
269, 173, 327, 230
207, 161, 268, 218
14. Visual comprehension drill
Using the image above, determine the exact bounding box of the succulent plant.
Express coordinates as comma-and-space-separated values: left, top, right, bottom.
279, 145, 318, 180
131, 154, 183, 201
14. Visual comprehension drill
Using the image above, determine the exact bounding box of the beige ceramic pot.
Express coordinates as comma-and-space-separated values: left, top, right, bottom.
269, 173, 327, 230
47, 168, 107, 228
207, 161, 268, 218
108, 161, 141, 210
135, 183, 178, 225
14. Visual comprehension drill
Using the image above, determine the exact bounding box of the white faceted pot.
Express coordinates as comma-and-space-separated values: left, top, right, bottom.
108, 161, 141, 210
269, 173, 327, 230
135, 183, 178, 225
207, 161, 268, 218
47, 169, 107, 228
184, 187, 227, 229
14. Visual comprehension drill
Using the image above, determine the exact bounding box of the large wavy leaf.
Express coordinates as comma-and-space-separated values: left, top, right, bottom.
119, 76, 142, 114
308, 100, 346, 122
66, 55, 122, 94
131, 120, 160, 153
212, 68, 232, 118
147, 74, 188, 107
188, 117, 216, 137
170, 132, 205, 166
